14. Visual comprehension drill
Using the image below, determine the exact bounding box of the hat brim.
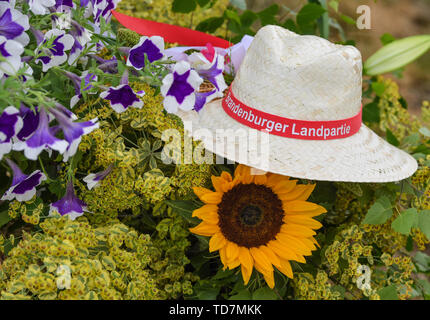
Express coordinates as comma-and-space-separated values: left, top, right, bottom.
178, 98, 417, 183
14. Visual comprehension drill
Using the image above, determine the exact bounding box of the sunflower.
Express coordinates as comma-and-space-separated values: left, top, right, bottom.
189, 164, 326, 288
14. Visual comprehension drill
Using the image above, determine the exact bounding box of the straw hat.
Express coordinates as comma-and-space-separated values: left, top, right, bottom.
178, 25, 417, 182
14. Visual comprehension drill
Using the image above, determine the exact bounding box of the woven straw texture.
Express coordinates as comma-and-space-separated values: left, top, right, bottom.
178, 25, 417, 182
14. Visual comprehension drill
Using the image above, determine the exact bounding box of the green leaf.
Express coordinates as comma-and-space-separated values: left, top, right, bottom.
225, 9, 241, 26
391, 208, 418, 235
362, 102, 380, 123
252, 287, 278, 300
339, 14, 356, 25
165, 200, 201, 224
414, 252, 430, 272
229, 289, 252, 300
0, 210, 11, 228
196, 0, 210, 7
386, 128, 400, 146
362, 196, 393, 225
196, 17, 225, 33
258, 4, 279, 26
419, 127, 430, 137
240, 10, 258, 29
364, 35, 430, 76
371, 81, 386, 96
296, 3, 326, 28
377, 285, 399, 300
380, 33, 396, 45
328, 0, 339, 12
230, 0, 246, 10
418, 210, 430, 240
172, 0, 197, 13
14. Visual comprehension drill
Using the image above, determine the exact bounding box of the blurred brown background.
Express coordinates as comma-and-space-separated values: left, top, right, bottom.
248, 0, 430, 114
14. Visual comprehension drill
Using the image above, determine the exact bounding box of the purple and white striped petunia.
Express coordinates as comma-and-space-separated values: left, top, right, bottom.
35, 28, 74, 72
13, 107, 68, 160
65, 70, 97, 107
161, 61, 203, 114
14, 105, 39, 142
49, 105, 98, 162
189, 51, 227, 93
68, 20, 93, 65
0, 3, 30, 46
28, 0, 56, 15
100, 84, 145, 113
92, 0, 119, 25
0, 106, 22, 159
49, 180, 86, 220
1, 158, 46, 202
0, 35, 24, 78
126, 36, 164, 70
83, 164, 113, 190
194, 89, 224, 112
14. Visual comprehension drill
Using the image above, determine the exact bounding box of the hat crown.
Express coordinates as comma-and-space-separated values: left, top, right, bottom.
231, 25, 362, 121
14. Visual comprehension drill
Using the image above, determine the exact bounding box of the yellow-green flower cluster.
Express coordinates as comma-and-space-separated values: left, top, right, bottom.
293, 271, 342, 300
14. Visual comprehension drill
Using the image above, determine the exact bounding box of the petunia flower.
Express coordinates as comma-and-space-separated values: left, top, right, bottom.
49, 105, 98, 162
189, 49, 227, 93
93, 0, 119, 25
49, 180, 86, 220
100, 84, 145, 113
65, 70, 97, 107
0, 106, 22, 159
83, 164, 113, 190
160, 61, 203, 114
14, 105, 40, 142
35, 28, 74, 72
0, 35, 24, 78
13, 107, 68, 160
194, 89, 223, 112
1, 158, 46, 202
126, 36, 164, 70
0, 3, 30, 46
28, 0, 56, 15
68, 20, 93, 65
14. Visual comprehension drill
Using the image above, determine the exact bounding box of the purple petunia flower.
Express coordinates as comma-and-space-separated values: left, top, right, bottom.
1, 158, 46, 202
14, 105, 40, 142
13, 107, 68, 160
35, 28, 74, 72
189, 51, 227, 93
0, 35, 24, 78
161, 61, 203, 114
49, 180, 86, 220
83, 164, 113, 190
92, 0, 119, 25
100, 84, 145, 113
49, 105, 98, 162
0, 3, 30, 46
29, 0, 56, 15
194, 89, 223, 112
126, 36, 164, 70
0, 106, 22, 159
65, 70, 97, 107
68, 20, 93, 65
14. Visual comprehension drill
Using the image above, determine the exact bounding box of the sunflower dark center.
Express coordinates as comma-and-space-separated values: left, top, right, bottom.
240, 205, 263, 226
217, 183, 284, 248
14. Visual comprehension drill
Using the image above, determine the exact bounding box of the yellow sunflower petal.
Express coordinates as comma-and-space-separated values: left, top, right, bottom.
200, 191, 223, 204
211, 176, 225, 193
235, 165, 253, 184
266, 173, 289, 188
263, 271, 275, 289
238, 247, 254, 272
221, 171, 233, 183
309, 236, 320, 248
276, 233, 313, 255
259, 245, 281, 268
267, 240, 300, 261
281, 223, 316, 237
283, 215, 323, 229
283, 200, 321, 213
226, 241, 240, 263
272, 180, 297, 195
253, 174, 267, 185
241, 264, 253, 285
250, 247, 273, 272
277, 259, 294, 279
219, 246, 228, 270
189, 221, 219, 237
209, 232, 227, 252
228, 258, 241, 270
278, 186, 311, 201
234, 164, 248, 177
295, 184, 316, 201
192, 204, 218, 218
193, 186, 213, 200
